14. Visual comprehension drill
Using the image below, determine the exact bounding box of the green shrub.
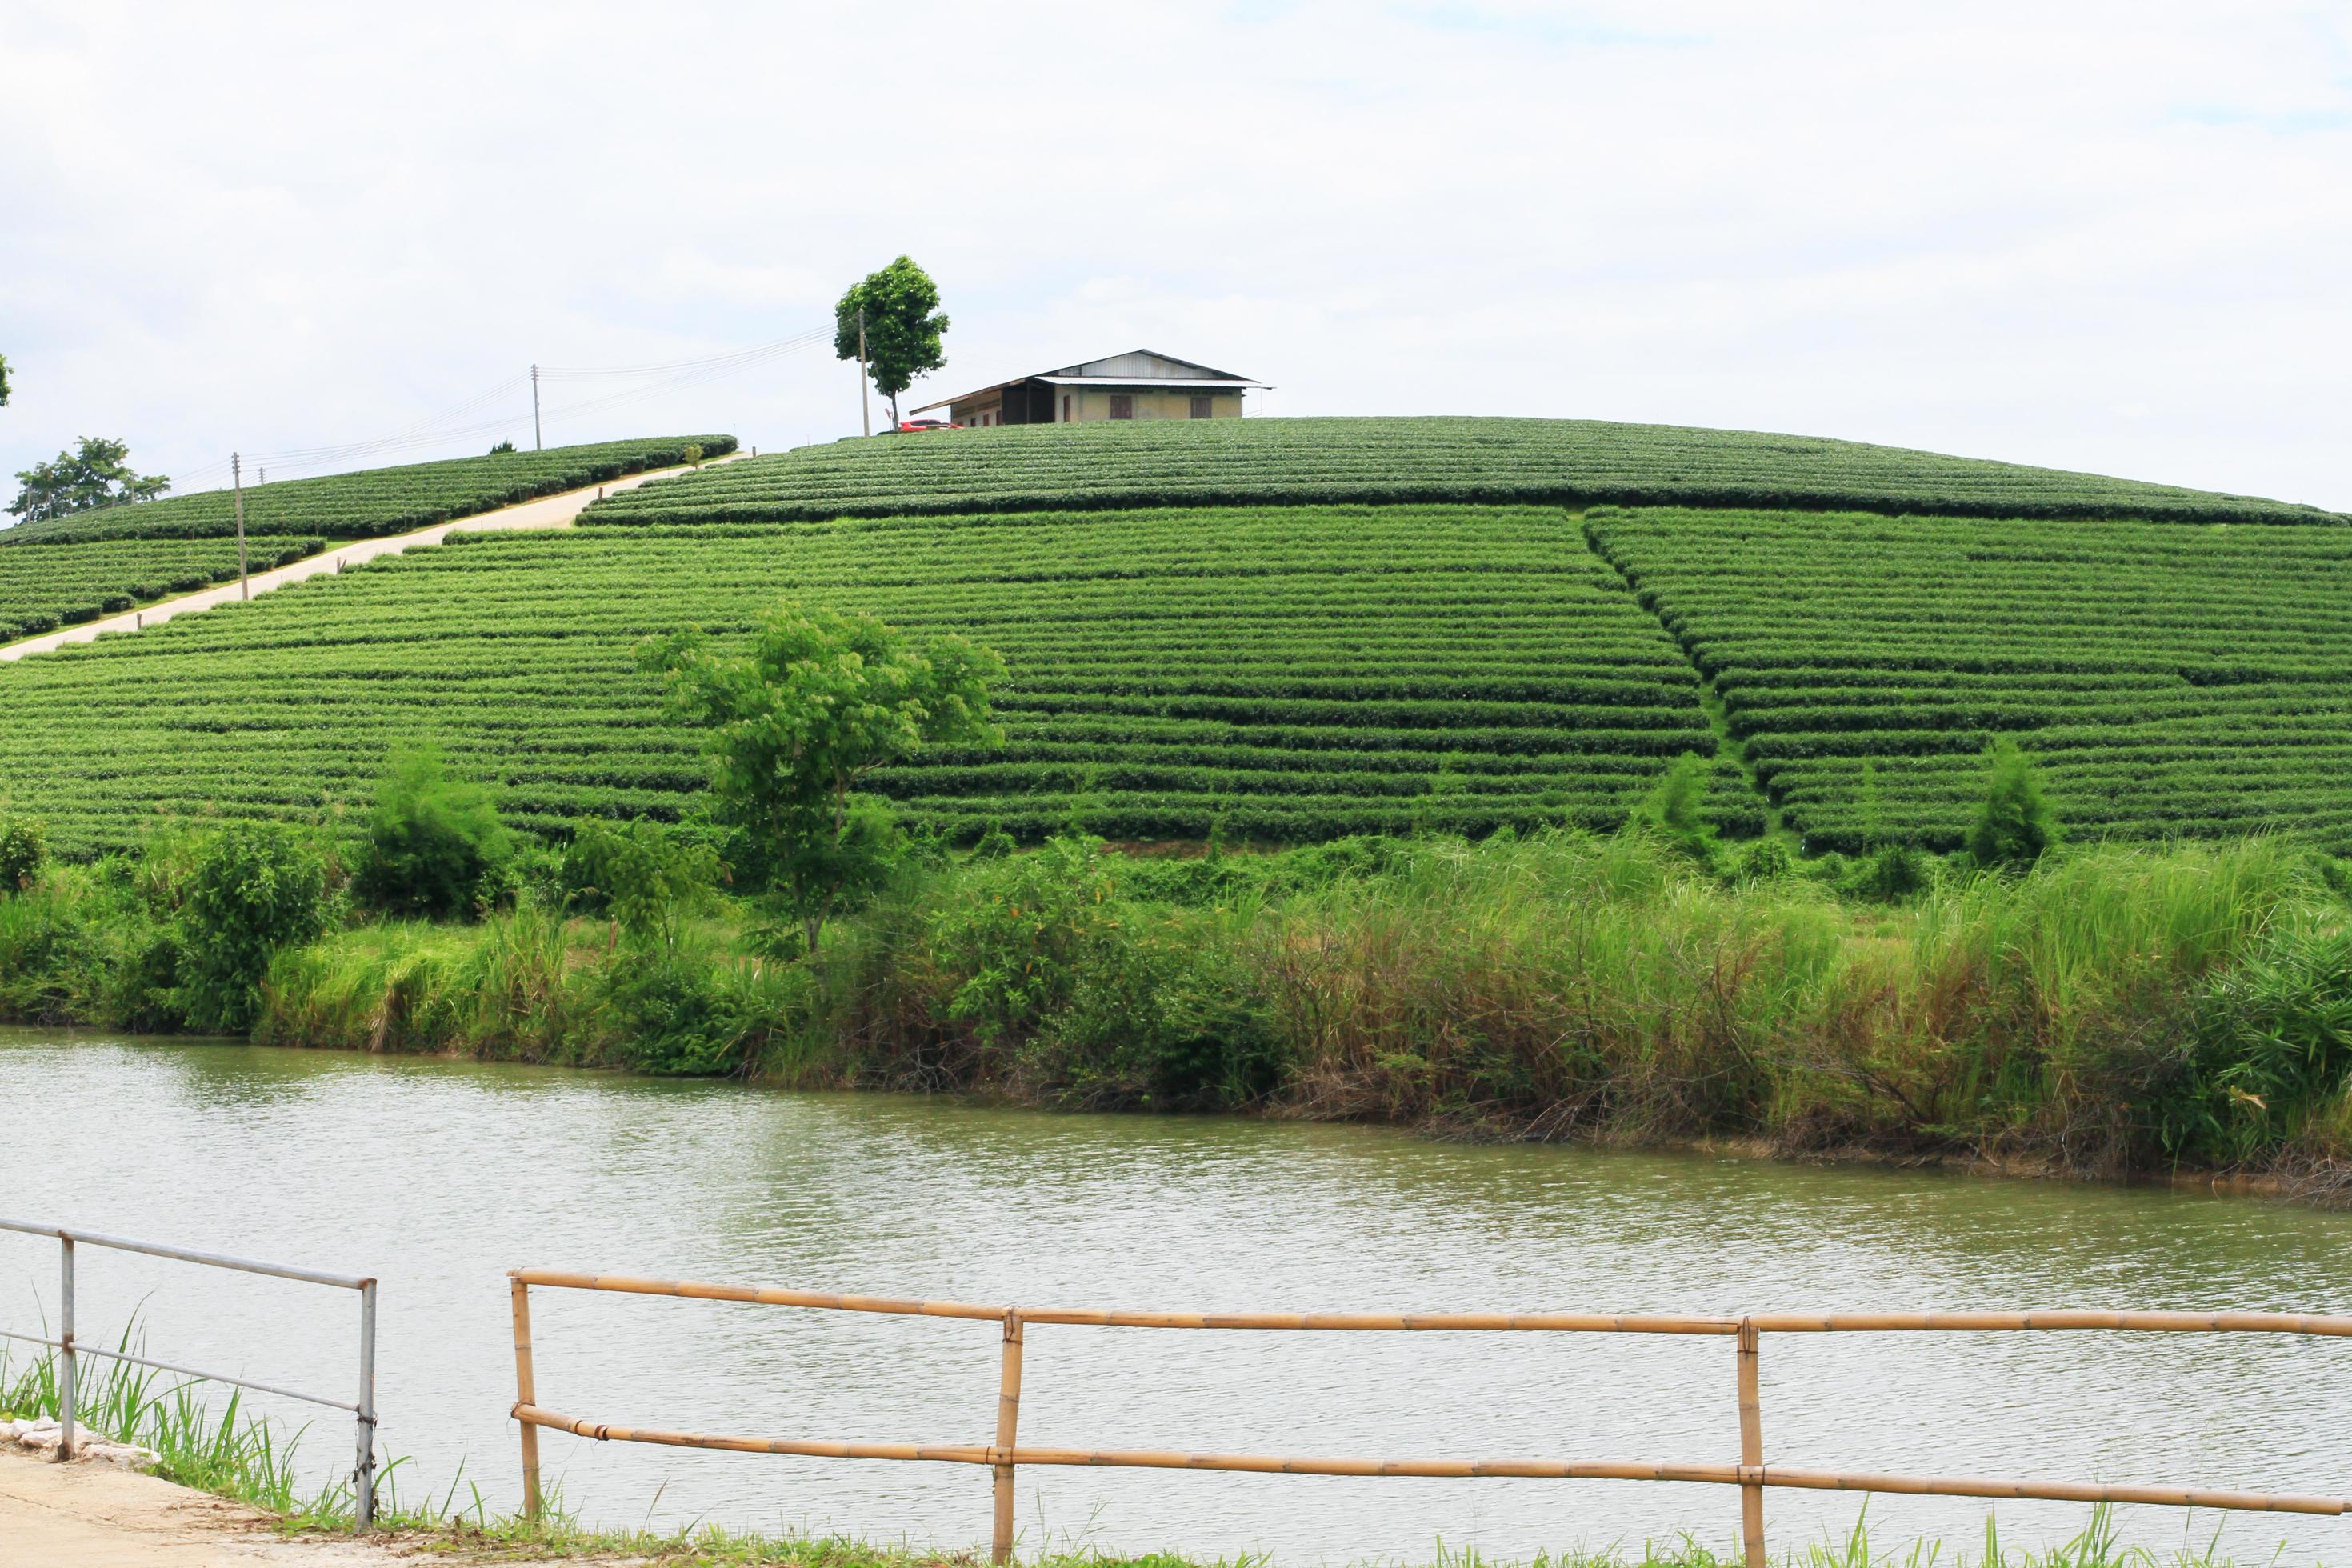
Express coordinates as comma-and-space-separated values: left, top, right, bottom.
1839, 842, 1931, 902
353, 748, 514, 920
1630, 752, 1718, 866
562, 818, 718, 946
0, 816, 46, 894
1726, 837, 1795, 886
1965, 738, 2061, 870
174, 823, 330, 1034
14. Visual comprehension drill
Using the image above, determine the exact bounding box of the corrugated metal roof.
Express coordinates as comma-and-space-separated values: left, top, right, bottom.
909, 348, 1264, 414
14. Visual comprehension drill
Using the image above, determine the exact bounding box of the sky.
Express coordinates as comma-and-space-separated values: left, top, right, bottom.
2, 2, 2347, 507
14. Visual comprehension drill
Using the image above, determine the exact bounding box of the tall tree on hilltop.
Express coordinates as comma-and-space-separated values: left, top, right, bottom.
834, 257, 950, 427
8, 436, 170, 524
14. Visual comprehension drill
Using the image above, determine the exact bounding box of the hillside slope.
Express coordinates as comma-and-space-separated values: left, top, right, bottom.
0, 506, 1758, 854
584, 417, 2343, 527
0, 434, 735, 546
2, 415, 2345, 857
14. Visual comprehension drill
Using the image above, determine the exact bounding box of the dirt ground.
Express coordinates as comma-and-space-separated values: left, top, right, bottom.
0, 1447, 622, 1566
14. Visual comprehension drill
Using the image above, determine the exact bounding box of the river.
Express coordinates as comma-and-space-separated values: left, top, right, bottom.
2, 1031, 2347, 1566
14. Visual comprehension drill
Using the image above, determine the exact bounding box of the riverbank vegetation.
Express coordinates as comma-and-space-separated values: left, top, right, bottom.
2, 806, 2347, 1190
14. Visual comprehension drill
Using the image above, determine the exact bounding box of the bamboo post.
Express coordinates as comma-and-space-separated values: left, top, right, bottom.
993, 1309, 1024, 1565
1738, 1318, 1764, 1568
511, 1275, 542, 1520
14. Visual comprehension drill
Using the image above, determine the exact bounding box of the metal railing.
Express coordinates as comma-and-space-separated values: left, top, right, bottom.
0, 1218, 378, 1527
507, 1270, 2352, 1568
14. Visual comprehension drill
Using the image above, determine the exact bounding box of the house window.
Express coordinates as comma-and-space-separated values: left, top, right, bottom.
1109, 394, 1134, 420
1062, 394, 1070, 422
1190, 395, 1213, 419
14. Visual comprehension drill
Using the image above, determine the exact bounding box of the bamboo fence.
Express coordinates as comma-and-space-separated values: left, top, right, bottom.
506, 1268, 2352, 1568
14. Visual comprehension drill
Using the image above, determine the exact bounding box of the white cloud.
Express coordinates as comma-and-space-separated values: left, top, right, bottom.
1, 1, 2346, 505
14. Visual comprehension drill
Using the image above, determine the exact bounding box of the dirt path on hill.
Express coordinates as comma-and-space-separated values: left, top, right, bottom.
0, 450, 748, 664
0, 1448, 638, 1564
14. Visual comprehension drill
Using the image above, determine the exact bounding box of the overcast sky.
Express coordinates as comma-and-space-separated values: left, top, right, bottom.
3, 2, 2346, 506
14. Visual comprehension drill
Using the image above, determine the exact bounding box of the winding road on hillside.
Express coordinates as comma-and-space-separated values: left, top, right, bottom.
0, 451, 747, 664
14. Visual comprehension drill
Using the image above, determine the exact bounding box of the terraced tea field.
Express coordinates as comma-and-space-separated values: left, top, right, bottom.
584, 417, 2342, 527
0, 506, 1755, 854
0, 434, 735, 546
0, 535, 326, 640
9, 414, 2347, 858
1586, 506, 2352, 854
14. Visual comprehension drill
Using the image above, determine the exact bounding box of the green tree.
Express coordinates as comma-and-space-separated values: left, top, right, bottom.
641, 603, 1005, 952
834, 256, 950, 426
174, 823, 331, 1033
0, 350, 12, 407
352, 747, 514, 920
1965, 738, 2062, 870
8, 436, 170, 523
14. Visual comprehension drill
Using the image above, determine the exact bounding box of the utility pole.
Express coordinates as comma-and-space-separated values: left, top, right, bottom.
231, 452, 250, 600
531, 364, 542, 450
258, 467, 266, 486
857, 307, 871, 437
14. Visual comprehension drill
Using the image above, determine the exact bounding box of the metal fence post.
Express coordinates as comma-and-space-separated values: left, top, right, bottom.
510, 1275, 542, 1521
355, 1280, 378, 1528
57, 1235, 75, 1462
1738, 1318, 1764, 1568
993, 1309, 1024, 1565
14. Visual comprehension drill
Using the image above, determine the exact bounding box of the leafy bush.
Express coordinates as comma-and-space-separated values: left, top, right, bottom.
562, 818, 718, 946
919, 835, 1285, 1107
174, 824, 330, 1033
1630, 751, 1718, 866
353, 749, 514, 920
1839, 842, 1932, 902
1965, 739, 2062, 870
0, 815, 45, 894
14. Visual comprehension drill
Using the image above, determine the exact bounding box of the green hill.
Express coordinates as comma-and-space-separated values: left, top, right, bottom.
584, 417, 2342, 526
1, 415, 2344, 858
0, 434, 734, 546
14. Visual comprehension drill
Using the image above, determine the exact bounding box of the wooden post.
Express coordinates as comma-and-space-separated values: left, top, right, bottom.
1738, 1318, 1764, 1568
510, 1276, 542, 1520
993, 1309, 1023, 1565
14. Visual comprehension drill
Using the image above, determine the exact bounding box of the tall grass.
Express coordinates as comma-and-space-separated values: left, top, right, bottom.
5, 829, 2346, 1185
0, 1326, 325, 1519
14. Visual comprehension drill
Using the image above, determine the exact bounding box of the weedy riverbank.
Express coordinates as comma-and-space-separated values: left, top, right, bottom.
4, 830, 2347, 1193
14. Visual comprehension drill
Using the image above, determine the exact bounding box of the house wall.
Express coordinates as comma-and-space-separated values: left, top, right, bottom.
1066, 387, 1242, 422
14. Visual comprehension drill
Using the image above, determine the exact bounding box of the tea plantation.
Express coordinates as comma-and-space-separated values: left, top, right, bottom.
2, 415, 2346, 854
590, 416, 2342, 526
0, 433, 735, 546
0, 504, 1755, 853
1586, 506, 2352, 854
0, 535, 327, 641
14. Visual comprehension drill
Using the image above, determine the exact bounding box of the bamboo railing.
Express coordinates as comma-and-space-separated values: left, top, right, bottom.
506, 1269, 2352, 1567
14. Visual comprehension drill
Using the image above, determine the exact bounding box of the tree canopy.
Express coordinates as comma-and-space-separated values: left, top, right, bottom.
640, 602, 1003, 950
833, 256, 950, 425
7, 436, 170, 523
0, 350, 12, 407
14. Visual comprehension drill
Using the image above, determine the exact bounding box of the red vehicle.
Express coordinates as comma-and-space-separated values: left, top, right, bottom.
894, 418, 960, 433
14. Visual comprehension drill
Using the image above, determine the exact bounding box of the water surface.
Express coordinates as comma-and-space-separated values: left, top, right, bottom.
2, 1032, 2347, 1565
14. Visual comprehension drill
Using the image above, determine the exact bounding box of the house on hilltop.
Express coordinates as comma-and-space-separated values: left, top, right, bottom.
910, 350, 1264, 427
